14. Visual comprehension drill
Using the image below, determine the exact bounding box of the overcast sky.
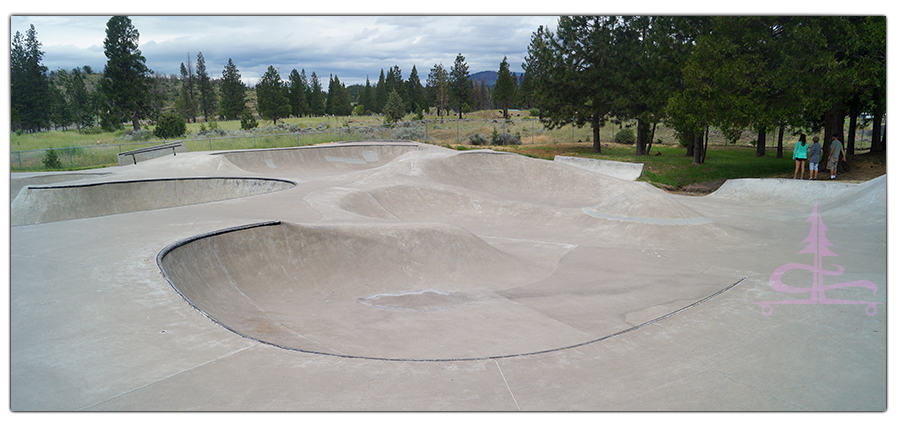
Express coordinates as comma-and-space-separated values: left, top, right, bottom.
8, 2, 889, 87
10, 15, 558, 86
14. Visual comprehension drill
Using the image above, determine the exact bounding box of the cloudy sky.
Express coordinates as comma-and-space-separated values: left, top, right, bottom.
9, 2, 886, 87
10, 14, 558, 86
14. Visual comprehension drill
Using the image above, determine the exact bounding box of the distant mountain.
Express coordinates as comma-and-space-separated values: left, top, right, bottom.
469, 70, 524, 87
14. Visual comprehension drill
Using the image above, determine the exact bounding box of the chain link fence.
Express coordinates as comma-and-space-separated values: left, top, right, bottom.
11, 118, 598, 172
10, 118, 876, 172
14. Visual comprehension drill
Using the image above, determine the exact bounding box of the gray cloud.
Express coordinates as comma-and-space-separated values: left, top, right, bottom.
11, 15, 555, 85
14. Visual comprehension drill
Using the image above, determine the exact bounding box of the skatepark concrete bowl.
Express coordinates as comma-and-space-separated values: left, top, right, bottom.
10, 177, 295, 226
10, 140, 887, 411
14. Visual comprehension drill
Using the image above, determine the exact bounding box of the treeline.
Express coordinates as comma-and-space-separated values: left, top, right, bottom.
13, 15, 885, 160
11, 17, 534, 135
524, 16, 886, 160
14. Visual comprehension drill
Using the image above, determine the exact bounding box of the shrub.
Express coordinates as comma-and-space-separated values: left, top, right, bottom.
468, 132, 489, 145
490, 127, 521, 146
240, 108, 258, 130
43, 148, 62, 169
390, 124, 425, 141
154, 112, 186, 139
614, 128, 635, 144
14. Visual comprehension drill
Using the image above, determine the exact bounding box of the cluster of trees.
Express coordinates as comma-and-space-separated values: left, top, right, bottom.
13, 16, 532, 136
14, 15, 884, 160
525, 16, 886, 161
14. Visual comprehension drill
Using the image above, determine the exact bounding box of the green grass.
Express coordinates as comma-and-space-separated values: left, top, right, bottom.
10, 115, 864, 190
517, 142, 797, 189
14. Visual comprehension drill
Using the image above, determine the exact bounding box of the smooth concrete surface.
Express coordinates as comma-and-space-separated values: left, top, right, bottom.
9, 141, 887, 411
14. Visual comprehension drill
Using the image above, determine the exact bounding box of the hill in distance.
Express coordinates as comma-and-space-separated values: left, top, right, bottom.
469, 70, 524, 87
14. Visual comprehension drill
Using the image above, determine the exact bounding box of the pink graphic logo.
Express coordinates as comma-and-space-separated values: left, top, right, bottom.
757, 201, 880, 316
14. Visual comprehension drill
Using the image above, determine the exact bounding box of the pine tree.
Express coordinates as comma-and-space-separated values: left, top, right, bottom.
427, 63, 449, 121
196, 52, 218, 122
383, 90, 406, 124
374, 69, 388, 114
493, 56, 517, 119
308, 72, 325, 116
99, 16, 151, 132
218, 58, 246, 120
287, 68, 309, 117
450, 53, 474, 119
256, 65, 292, 125
11, 24, 52, 132
358, 76, 374, 115
406, 65, 427, 113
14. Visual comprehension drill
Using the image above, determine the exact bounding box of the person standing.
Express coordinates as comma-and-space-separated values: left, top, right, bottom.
808, 136, 822, 180
827, 133, 846, 180
793, 134, 809, 179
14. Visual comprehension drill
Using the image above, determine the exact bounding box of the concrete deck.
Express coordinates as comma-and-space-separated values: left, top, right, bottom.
9, 141, 887, 412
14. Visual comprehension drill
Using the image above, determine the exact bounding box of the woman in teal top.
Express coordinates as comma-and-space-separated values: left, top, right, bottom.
793, 134, 809, 179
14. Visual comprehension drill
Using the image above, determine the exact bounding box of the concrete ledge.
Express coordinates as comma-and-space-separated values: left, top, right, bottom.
553, 155, 644, 180
118, 141, 188, 165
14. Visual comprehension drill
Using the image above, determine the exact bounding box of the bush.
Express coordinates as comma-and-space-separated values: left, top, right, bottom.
490, 127, 521, 146
154, 112, 186, 139
468, 132, 489, 145
240, 108, 258, 130
390, 124, 425, 141
614, 128, 635, 144
43, 148, 63, 169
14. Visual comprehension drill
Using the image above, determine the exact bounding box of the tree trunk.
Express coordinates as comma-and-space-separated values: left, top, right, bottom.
591, 113, 601, 153
871, 87, 885, 152
684, 130, 695, 157
635, 119, 650, 155
692, 132, 703, 164
702, 125, 709, 163
756, 128, 766, 157
131, 112, 141, 132
847, 97, 859, 156
776, 125, 784, 158
824, 100, 844, 146
647, 122, 657, 155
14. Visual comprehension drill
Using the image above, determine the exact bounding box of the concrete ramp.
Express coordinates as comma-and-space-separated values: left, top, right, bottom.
554, 155, 644, 180
216, 142, 421, 173
10, 177, 295, 226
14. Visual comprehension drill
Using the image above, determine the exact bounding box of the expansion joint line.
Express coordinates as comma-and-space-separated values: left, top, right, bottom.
494, 359, 520, 411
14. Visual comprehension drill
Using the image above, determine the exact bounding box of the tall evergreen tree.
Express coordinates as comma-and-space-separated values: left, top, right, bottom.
63, 68, 93, 130
359, 76, 374, 115
406, 65, 427, 113
11, 24, 53, 132
493, 56, 517, 119
374, 69, 388, 114
308, 72, 325, 116
524, 18, 621, 153
99, 16, 151, 131
175, 59, 198, 123
287, 68, 309, 117
427, 63, 449, 121
449, 53, 475, 119
196, 51, 218, 122
218, 58, 246, 120
328, 75, 353, 116
256, 65, 291, 124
